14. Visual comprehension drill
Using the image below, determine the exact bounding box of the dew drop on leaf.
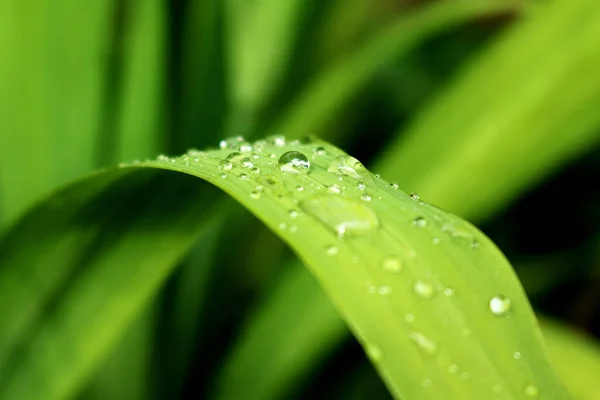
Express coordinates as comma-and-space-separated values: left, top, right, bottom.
227, 152, 253, 168
313, 146, 327, 156
288, 209, 299, 219
271, 135, 286, 147
328, 184, 341, 194
218, 160, 232, 171
513, 351, 522, 360
325, 245, 339, 256
239, 173, 250, 181
278, 151, 310, 175
301, 195, 379, 237
249, 191, 261, 200
360, 194, 372, 202
220, 173, 227, 179
523, 384, 540, 398
390, 182, 399, 190
489, 295, 512, 316
408, 331, 437, 354
381, 256, 403, 274
327, 155, 372, 181
356, 181, 366, 190
413, 216, 427, 228
250, 166, 260, 174
414, 281, 435, 299
443, 287, 455, 297
447, 364, 459, 374
410, 192, 420, 200
238, 141, 252, 152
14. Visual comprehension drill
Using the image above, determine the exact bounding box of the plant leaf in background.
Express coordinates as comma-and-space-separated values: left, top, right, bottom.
0, 139, 568, 399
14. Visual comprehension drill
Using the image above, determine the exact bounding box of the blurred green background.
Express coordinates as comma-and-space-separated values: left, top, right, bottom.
1, 0, 599, 398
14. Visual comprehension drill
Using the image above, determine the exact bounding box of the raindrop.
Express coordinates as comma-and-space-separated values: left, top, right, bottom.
226, 152, 253, 168
239, 173, 250, 181
390, 182, 399, 189
413, 216, 427, 228
414, 281, 435, 299
360, 194, 372, 202
409, 331, 437, 354
249, 191, 261, 200
374, 173, 381, 179
295, 185, 305, 192
325, 245, 339, 256
289, 209, 299, 219
327, 155, 372, 181
328, 184, 342, 194
366, 345, 383, 362
271, 135, 286, 147
381, 256, 403, 274
279, 222, 287, 230
443, 287, 455, 297
278, 151, 310, 175
523, 384, 540, 398
313, 146, 327, 156
250, 166, 260, 174
410, 192, 420, 201
220, 173, 227, 179
218, 160, 233, 171
238, 142, 252, 152
301, 195, 379, 238
356, 182, 366, 191
489, 295, 512, 316
253, 140, 266, 152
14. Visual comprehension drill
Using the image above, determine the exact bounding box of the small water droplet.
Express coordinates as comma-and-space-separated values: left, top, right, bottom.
366, 345, 383, 362
271, 135, 286, 147
405, 313, 415, 323
381, 256, 402, 274
410, 192, 420, 201
374, 173, 381, 179
513, 351, 522, 360
220, 173, 228, 179
378, 286, 392, 296
414, 281, 435, 299
523, 384, 540, 398
356, 182, 366, 191
325, 245, 339, 256
250, 166, 260, 174
226, 152, 253, 168
218, 160, 233, 171
432, 237, 441, 245
328, 184, 342, 194
278, 151, 310, 174
413, 217, 427, 228
249, 191, 261, 199
313, 146, 327, 156
447, 364, 459, 374
443, 287, 455, 297
301, 195, 379, 238
489, 295, 512, 316
289, 209, 299, 219
409, 331, 437, 354
238, 141, 252, 152
327, 155, 372, 181
360, 194, 372, 202
295, 185, 305, 191
279, 222, 287, 230
219, 140, 228, 149
239, 173, 250, 181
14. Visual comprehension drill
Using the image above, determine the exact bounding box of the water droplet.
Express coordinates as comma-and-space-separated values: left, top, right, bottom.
409, 331, 437, 354
374, 173, 381, 179
356, 182, 366, 191
378, 286, 392, 296
421, 379, 432, 388
413, 217, 427, 228
219, 140, 228, 149
249, 191, 261, 199
325, 245, 339, 256
360, 194, 372, 202
239, 173, 250, 181
432, 237, 441, 245
523, 384, 540, 398
279, 222, 287, 230
443, 287, 455, 297
220, 173, 228, 179
226, 152, 253, 168
328, 184, 342, 194
405, 313, 415, 323
278, 151, 310, 175
489, 295, 512, 316
313, 146, 327, 156
470, 239, 480, 249
381, 256, 402, 274
366, 345, 383, 362
289, 225, 298, 233
513, 351, 522, 360
295, 185, 305, 192
271, 135, 286, 147
289, 209, 299, 219
327, 155, 372, 181
390, 182, 399, 190
238, 142, 252, 152
218, 160, 233, 171
301, 195, 379, 237
410, 192, 420, 201
414, 281, 435, 299
253, 140, 266, 152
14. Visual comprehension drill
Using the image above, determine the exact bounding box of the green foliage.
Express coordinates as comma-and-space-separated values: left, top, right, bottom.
1, 0, 600, 399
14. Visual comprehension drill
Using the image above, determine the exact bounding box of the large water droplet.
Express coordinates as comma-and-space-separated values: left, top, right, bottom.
489, 295, 512, 316
409, 331, 437, 354
327, 155, 372, 181
414, 281, 435, 299
301, 195, 379, 237
278, 151, 310, 174
381, 256, 403, 274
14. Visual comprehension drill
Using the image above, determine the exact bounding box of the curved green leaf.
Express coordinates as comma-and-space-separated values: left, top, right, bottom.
0, 138, 566, 399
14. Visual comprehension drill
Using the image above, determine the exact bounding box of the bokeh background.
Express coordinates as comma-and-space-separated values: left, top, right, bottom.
1, 0, 599, 399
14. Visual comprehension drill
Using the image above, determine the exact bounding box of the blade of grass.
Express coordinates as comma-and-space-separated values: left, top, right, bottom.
267, 0, 521, 142
0, 139, 567, 399
375, 0, 600, 220
0, 0, 115, 227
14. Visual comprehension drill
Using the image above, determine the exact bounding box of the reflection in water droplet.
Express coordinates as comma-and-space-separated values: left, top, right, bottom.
390, 182, 399, 190
366, 345, 383, 362
413, 216, 427, 228
328, 184, 341, 194
414, 281, 435, 299
250, 166, 260, 174
356, 182, 366, 191
301, 195, 379, 238
278, 151, 310, 174
218, 160, 233, 171
523, 384, 540, 398
489, 295, 512, 316
325, 245, 339, 256
327, 155, 372, 181
409, 331, 437, 354
382, 256, 402, 274
410, 192, 420, 201
220, 173, 227, 179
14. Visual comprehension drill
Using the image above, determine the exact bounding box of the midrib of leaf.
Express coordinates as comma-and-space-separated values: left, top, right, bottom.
0, 139, 567, 399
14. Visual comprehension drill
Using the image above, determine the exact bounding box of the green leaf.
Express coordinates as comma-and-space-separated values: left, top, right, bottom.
0, 139, 567, 399
268, 0, 519, 141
